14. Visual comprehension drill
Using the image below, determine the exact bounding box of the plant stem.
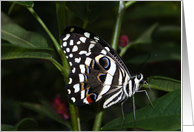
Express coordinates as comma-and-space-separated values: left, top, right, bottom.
27, 7, 70, 78
28, 7, 80, 131
111, 1, 125, 49
93, 103, 104, 131
82, 21, 88, 29
68, 101, 81, 131
56, 1, 66, 41
8, 2, 16, 15
125, 1, 137, 9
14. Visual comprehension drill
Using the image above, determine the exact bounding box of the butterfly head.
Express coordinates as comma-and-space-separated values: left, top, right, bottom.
133, 73, 145, 93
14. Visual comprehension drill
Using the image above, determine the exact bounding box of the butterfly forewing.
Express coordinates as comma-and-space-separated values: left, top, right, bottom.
60, 26, 131, 108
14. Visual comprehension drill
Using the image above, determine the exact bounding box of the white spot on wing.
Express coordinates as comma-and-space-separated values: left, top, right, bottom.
81, 90, 85, 99
90, 41, 96, 44
79, 51, 87, 55
75, 57, 81, 63
79, 74, 84, 82
72, 45, 78, 52
83, 98, 89, 104
101, 49, 107, 55
69, 78, 72, 84
67, 89, 71, 94
80, 37, 87, 43
73, 84, 80, 93
86, 52, 91, 56
63, 34, 70, 41
66, 48, 70, 52
72, 67, 76, 73
77, 41, 81, 44
85, 57, 92, 66
94, 36, 99, 41
69, 54, 73, 58
105, 47, 110, 52
88, 44, 95, 52
70, 40, 74, 46
84, 32, 90, 38
63, 41, 67, 47
69, 62, 72, 66
79, 64, 85, 73
71, 97, 76, 102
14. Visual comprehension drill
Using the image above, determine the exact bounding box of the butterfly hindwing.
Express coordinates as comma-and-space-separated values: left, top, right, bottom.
60, 26, 131, 107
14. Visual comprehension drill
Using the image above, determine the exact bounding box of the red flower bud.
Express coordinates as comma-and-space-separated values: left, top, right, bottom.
51, 94, 70, 119
119, 35, 129, 47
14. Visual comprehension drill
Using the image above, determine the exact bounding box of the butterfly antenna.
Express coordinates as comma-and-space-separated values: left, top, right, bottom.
139, 54, 157, 73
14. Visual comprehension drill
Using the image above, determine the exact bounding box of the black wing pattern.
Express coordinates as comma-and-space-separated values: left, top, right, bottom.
60, 26, 132, 108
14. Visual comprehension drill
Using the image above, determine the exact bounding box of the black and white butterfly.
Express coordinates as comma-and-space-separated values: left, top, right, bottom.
60, 26, 154, 126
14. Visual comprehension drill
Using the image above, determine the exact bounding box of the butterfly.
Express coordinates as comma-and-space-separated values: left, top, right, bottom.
60, 26, 154, 127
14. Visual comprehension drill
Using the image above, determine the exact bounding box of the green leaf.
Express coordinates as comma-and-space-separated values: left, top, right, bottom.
133, 23, 159, 44
1, 124, 15, 131
10, 1, 34, 8
18, 101, 72, 130
145, 76, 181, 92
15, 118, 38, 131
66, 1, 119, 23
1, 44, 54, 60
1, 12, 49, 48
102, 89, 181, 131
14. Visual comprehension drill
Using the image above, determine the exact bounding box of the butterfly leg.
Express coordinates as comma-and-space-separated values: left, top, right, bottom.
132, 95, 136, 127
136, 90, 155, 111
120, 97, 128, 129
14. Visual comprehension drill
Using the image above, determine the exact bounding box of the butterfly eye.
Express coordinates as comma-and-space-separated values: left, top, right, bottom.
137, 74, 141, 80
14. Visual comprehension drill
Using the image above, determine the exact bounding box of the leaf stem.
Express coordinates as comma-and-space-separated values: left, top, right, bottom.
125, 1, 137, 9
119, 42, 133, 57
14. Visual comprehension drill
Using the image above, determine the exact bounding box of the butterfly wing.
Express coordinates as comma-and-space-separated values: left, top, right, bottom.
60, 26, 131, 108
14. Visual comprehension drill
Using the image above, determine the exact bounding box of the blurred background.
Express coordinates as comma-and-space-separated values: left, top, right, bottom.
1, 1, 181, 131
